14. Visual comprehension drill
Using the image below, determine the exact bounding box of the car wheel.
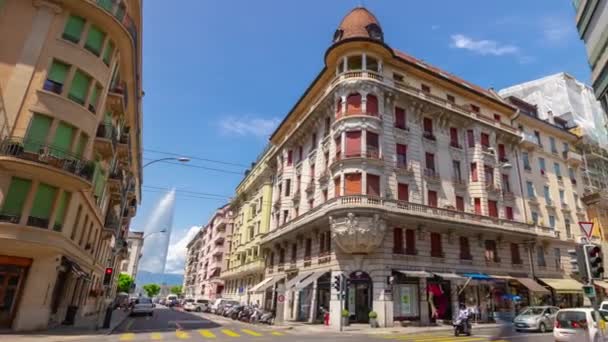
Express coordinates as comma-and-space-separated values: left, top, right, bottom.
539, 323, 546, 333
196, 307, 201, 312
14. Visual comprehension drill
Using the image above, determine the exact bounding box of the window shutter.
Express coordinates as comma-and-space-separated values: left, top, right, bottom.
431, 233, 442, 257
98, 0, 113, 11
102, 41, 115, 65
51, 122, 75, 157
1, 178, 32, 217
405, 229, 415, 254
393, 228, 403, 254
344, 173, 361, 195
75, 133, 89, 157
481, 133, 490, 147
498, 144, 506, 159
428, 190, 437, 207
459, 237, 470, 259
366, 174, 380, 197
398, 183, 408, 201
24, 114, 52, 152
85, 25, 106, 55
30, 183, 58, 220
334, 177, 341, 197
450, 127, 458, 143
366, 94, 378, 115
63, 15, 85, 43
88, 84, 101, 112
53, 191, 71, 231
48, 61, 69, 84
467, 130, 475, 147
345, 131, 361, 157
456, 196, 464, 211
68, 70, 91, 105
395, 107, 405, 128
346, 94, 361, 114
471, 163, 478, 182
474, 198, 481, 214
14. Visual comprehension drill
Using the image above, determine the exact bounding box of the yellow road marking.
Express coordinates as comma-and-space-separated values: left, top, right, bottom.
198, 329, 216, 338
119, 333, 135, 341
271, 331, 285, 336
150, 332, 163, 340
221, 329, 241, 337
242, 328, 263, 336
413, 338, 485, 342
176, 330, 190, 339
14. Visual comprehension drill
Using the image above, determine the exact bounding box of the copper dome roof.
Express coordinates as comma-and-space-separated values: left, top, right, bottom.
333, 7, 384, 43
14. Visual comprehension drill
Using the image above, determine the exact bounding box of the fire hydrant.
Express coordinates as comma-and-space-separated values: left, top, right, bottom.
324, 312, 330, 326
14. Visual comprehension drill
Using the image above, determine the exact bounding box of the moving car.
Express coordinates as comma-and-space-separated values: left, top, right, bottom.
130, 297, 155, 316
513, 306, 559, 332
554, 308, 607, 342
184, 299, 210, 312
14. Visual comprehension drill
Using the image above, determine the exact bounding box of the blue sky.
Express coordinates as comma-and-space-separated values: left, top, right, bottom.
133, 0, 591, 273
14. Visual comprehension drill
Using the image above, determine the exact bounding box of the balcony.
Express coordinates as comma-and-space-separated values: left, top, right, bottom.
424, 168, 440, 183
520, 132, 541, 150
90, 0, 138, 45
449, 141, 462, 150
502, 190, 515, 201
220, 259, 264, 279
94, 123, 117, 158
103, 212, 120, 237
305, 182, 315, 194
485, 182, 501, 195
563, 150, 583, 166
395, 160, 414, 176
117, 132, 130, 159
561, 202, 571, 212
0, 137, 94, 186
318, 169, 329, 183
107, 171, 123, 198
452, 177, 467, 189
331, 149, 383, 169
106, 83, 127, 115
423, 131, 436, 142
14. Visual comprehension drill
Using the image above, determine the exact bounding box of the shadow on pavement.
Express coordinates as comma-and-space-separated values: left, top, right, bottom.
112, 308, 222, 333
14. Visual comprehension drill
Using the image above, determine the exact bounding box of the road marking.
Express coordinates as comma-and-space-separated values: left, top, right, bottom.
271, 331, 285, 336
198, 329, 216, 338
221, 329, 241, 337
416, 338, 485, 342
119, 333, 135, 341
150, 332, 163, 340
242, 328, 263, 336
176, 330, 190, 339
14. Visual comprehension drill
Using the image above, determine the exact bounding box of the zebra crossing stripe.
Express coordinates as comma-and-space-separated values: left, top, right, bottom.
221, 329, 241, 337
198, 329, 217, 338
271, 331, 285, 336
176, 330, 190, 339
150, 332, 163, 340
241, 329, 263, 336
119, 333, 135, 341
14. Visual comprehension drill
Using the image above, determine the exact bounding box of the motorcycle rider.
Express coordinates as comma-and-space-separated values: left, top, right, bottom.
456, 303, 471, 334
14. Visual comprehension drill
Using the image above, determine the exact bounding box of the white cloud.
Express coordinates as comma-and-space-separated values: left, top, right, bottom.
164, 225, 201, 274
541, 16, 575, 44
219, 116, 280, 138
450, 34, 519, 56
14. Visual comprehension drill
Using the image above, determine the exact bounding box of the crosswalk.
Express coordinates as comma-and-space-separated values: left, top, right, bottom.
118, 328, 286, 340
377, 333, 508, 342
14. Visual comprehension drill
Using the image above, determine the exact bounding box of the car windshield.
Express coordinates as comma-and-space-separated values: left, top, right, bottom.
520, 307, 544, 316
197, 300, 208, 304
556, 311, 588, 329
137, 298, 152, 304
185, 299, 195, 303
602, 304, 608, 311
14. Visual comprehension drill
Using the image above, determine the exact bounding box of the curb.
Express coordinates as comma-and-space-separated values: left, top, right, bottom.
105, 311, 131, 335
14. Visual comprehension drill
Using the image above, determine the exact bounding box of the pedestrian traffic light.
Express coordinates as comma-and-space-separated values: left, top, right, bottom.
103, 267, 113, 285
333, 275, 341, 292
585, 244, 604, 280
568, 245, 588, 281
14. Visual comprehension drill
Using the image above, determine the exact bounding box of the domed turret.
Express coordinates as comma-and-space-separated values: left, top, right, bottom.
333, 7, 384, 43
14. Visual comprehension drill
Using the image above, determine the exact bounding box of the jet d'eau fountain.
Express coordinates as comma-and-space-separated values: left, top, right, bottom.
139, 189, 176, 274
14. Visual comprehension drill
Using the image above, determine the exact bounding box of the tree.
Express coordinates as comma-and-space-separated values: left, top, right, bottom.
170, 285, 182, 296
142, 283, 161, 298
117, 273, 135, 294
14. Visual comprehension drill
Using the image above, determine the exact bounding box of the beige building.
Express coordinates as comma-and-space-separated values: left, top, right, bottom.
184, 205, 232, 300
120, 231, 143, 281
0, 0, 142, 331
235, 7, 589, 329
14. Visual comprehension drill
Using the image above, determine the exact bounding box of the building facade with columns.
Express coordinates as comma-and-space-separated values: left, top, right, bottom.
246, 7, 588, 329
0, 0, 142, 331
120, 231, 143, 281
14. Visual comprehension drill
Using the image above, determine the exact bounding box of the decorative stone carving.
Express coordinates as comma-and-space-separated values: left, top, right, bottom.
329, 213, 386, 254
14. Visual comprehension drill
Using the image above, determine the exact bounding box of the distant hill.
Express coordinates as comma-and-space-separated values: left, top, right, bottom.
135, 270, 183, 286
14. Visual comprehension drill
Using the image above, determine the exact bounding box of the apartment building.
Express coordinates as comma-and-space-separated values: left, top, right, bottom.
0, 0, 142, 331
120, 231, 143, 280
241, 7, 588, 329
221, 146, 274, 305
183, 205, 231, 300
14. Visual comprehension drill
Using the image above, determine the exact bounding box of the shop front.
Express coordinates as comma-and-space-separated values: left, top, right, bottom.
392, 271, 422, 322
0, 255, 31, 329
538, 278, 584, 308
346, 271, 373, 323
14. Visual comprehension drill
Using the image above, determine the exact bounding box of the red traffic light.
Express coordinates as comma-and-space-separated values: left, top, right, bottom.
105, 267, 113, 275
590, 246, 602, 257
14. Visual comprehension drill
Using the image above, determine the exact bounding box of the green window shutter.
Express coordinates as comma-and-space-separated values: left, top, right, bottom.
62, 15, 85, 43
48, 60, 69, 84
115, 4, 126, 21
97, 0, 113, 12
88, 84, 101, 113
84, 25, 105, 56
104, 111, 112, 125
102, 41, 114, 66
94, 165, 106, 198
1, 178, 32, 218
24, 113, 52, 152
51, 122, 75, 158
68, 70, 91, 105
53, 191, 71, 231
30, 183, 58, 220
75, 133, 89, 158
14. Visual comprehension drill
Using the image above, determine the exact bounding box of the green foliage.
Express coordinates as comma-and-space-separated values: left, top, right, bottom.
341, 309, 350, 317
368, 311, 378, 319
142, 283, 161, 298
117, 273, 135, 293
170, 285, 182, 295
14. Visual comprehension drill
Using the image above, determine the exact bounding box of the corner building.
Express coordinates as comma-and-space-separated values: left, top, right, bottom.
253, 8, 587, 329
0, 0, 142, 331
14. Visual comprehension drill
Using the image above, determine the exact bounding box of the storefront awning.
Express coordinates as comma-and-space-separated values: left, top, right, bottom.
433, 272, 464, 280
491, 275, 514, 280
594, 280, 608, 290
515, 278, 550, 294
63, 256, 91, 281
285, 272, 314, 289
462, 273, 492, 280
397, 270, 432, 278
539, 278, 584, 294
249, 277, 275, 293
295, 271, 326, 290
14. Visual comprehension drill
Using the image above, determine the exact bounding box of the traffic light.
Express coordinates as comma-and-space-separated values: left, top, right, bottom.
585, 244, 604, 280
103, 267, 114, 285
333, 275, 341, 292
568, 245, 588, 281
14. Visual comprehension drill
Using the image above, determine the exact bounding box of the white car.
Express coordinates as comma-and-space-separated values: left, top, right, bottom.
554, 308, 607, 342
130, 297, 155, 316
185, 299, 209, 312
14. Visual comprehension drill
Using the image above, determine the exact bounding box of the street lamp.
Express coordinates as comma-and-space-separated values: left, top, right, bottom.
143, 229, 167, 240
143, 157, 190, 168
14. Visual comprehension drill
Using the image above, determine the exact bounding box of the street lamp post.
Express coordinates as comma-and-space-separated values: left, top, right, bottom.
102, 157, 188, 328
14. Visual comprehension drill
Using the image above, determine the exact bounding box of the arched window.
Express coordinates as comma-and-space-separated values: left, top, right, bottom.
347, 55, 363, 71
366, 94, 378, 115
346, 93, 362, 115
367, 56, 379, 72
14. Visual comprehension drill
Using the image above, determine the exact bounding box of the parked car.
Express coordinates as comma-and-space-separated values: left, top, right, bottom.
210, 299, 238, 314
600, 301, 608, 311
514, 306, 559, 333
130, 297, 155, 316
554, 308, 607, 342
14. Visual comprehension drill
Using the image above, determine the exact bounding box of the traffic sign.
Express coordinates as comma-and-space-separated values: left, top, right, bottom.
277, 294, 285, 303
580, 221, 594, 238
583, 285, 596, 299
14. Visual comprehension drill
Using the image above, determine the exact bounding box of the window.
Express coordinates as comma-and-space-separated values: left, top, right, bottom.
555, 248, 561, 269
569, 168, 576, 182
537, 246, 546, 267
344, 173, 362, 195
304, 238, 312, 258
84, 25, 105, 56
484, 165, 494, 185
291, 243, 297, 262
405, 229, 416, 255
470, 104, 480, 113
287, 150, 293, 165
322, 189, 328, 202
447, 94, 455, 103
62, 15, 85, 43
367, 131, 379, 158
453, 160, 462, 182
398, 183, 409, 202
24, 113, 52, 152
549, 215, 556, 228
0, 177, 32, 222
480, 133, 490, 148
544, 186, 551, 204
459, 237, 471, 260
366, 94, 378, 115
531, 212, 539, 225
502, 174, 511, 192
367, 56, 379, 72
366, 174, 380, 197
394, 107, 406, 129
505, 206, 514, 220
565, 219, 572, 237
550, 137, 557, 153
426, 153, 435, 172
450, 127, 459, 147
430, 233, 442, 257
347, 55, 362, 70
493, 114, 501, 122
282, 210, 288, 224
574, 194, 580, 208
456, 196, 464, 211
423, 118, 433, 137
311, 132, 317, 149
345, 131, 361, 157
393, 73, 404, 83
298, 146, 303, 162
526, 181, 535, 198
428, 190, 438, 207
471, 163, 478, 182
510, 243, 522, 264
421, 84, 430, 93
68, 70, 91, 105
334, 137, 341, 159
488, 200, 498, 218
88, 84, 102, 113
346, 94, 362, 115
51, 121, 75, 158
534, 131, 541, 146
324, 117, 331, 136
396, 144, 407, 168
523, 152, 531, 170
44, 60, 70, 94
285, 179, 291, 196
467, 130, 475, 148
102, 40, 115, 66
498, 144, 506, 161
474, 198, 481, 215
554, 163, 562, 179
393, 228, 403, 254
559, 190, 565, 204
333, 177, 341, 197
29, 183, 58, 228
485, 240, 498, 262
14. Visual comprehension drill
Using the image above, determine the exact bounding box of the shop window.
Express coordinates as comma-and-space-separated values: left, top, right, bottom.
430, 232, 443, 257
44, 60, 70, 94
459, 237, 471, 260
68, 69, 92, 105
62, 15, 85, 43
393, 227, 404, 254
84, 25, 106, 56
405, 229, 416, 255
0, 177, 32, 223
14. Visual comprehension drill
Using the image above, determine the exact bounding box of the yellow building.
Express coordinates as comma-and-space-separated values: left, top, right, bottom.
221, 146, 274, 305
0, 0, 142, 331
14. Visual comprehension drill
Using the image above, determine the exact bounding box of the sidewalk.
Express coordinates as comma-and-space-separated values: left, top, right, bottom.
271, 321, 506, 335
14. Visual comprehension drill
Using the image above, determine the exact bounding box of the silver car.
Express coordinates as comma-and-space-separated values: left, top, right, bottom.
514, 306, 559, 333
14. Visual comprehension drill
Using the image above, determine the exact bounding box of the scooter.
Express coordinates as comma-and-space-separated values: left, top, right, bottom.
453, 317, 471, 336
259, 311, 274, 325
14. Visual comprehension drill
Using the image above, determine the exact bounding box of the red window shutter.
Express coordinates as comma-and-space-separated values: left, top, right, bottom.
334, 177, 341, 197
344, 173, 362, 195
423, 117, 433, 133
431, 233, 442, 257
366, 94, 378, 115
428, 190, 438, 207
345, 131, 361, 157
474, 198, 481, 215
467, 130, 475, 147
393, 228, 403, 254
459, 237, 470, 259
471, 104, 480, 113
366, 174, 380, 197
471, 163, 478, 182
426, 153, 435, 171
498, 144, 506, 160
481, 133, 490, 147
405, 229, 416, 254
494, 113, 501, 122
346, 94, 362, 115
395, 107, 406, 128
287, 150, 293, 165
488, 200, 498, 218
450, 127, 458, 144
398, 183, 409, 201
456, 196, 464, 211
506, 206, 514, 220
396, 144, 407, 167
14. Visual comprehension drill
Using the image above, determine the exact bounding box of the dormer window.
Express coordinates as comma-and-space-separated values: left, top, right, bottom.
333, 29, 343, 42
365, 23, 384, 41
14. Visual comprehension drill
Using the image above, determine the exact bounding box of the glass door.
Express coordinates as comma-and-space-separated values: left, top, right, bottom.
0, 265, 27, 328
